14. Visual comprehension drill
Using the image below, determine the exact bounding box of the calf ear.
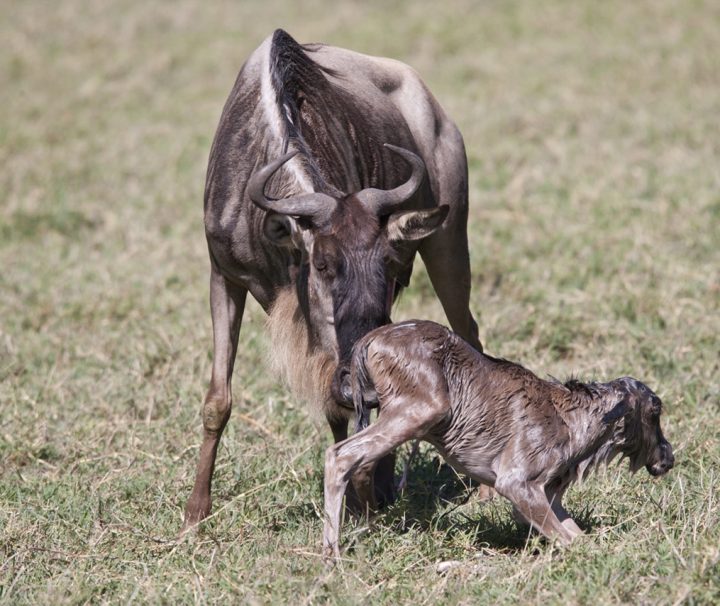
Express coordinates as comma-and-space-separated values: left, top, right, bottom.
387, 205, 449, 243
602, 383, 634, 425
263, 214, 306, 250
602, 399, 630, 424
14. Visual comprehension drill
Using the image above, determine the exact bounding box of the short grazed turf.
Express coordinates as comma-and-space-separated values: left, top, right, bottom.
1, 1, 718, 603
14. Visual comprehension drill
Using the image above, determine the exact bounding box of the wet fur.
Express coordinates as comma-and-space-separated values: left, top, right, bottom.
323, 320, 674, 558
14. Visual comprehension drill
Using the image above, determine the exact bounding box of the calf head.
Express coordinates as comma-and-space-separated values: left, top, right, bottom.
611, 377, 674, 477
248, 144, 448, 404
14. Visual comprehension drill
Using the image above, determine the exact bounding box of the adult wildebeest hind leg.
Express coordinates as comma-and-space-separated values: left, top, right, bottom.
418, 134, 481, 353
183, 266, 247, 531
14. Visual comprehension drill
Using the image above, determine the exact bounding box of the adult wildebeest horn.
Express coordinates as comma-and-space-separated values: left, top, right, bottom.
355, 144, 426, 215
248, 150, 338, 223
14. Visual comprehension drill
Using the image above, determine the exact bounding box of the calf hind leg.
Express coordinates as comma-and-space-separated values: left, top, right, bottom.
327, 409, 396, 512
323, 400, 445, 559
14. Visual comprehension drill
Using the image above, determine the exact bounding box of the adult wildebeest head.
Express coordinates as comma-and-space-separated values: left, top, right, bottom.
248, 144, 448, 402
608, 377, 674, 477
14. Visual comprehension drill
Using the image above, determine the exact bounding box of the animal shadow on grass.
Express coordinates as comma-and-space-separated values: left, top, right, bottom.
315, 448, 605, 554
377, 451, 605, 553
333, 451, 523, 553
384, 453, 526, 551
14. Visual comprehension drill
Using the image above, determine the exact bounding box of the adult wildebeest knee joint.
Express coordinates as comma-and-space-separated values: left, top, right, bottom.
322, 320, 674, 558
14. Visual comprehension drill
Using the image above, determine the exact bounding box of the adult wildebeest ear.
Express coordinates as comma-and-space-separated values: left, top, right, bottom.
387, 205, 449, 243
263, 214, 306, 250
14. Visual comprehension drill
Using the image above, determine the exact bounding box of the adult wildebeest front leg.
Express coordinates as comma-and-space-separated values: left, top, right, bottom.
417, 138, 491, 500
420, 228, 480, 351
183, 265, 247, 532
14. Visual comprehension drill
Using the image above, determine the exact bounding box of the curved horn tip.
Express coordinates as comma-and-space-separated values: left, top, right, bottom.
383, 143, 409, 155
248, 150, 302, 208
382, 143, 424, 166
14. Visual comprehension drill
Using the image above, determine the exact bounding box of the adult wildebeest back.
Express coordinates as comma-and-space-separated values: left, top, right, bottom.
184, 30, 482, 530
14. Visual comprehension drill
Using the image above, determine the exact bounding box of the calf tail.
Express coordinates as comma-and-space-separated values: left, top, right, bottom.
351, 336, 376, 434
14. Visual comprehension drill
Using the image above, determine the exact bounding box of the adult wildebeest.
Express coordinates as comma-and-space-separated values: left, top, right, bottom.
183, 30, 482, 530
323, 321, 674, 558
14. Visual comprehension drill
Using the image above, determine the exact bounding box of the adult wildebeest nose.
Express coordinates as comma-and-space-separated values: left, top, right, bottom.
331, 366, 354, 408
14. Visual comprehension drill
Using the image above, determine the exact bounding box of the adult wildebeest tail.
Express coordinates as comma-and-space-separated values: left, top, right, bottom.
351, 336, 377, 434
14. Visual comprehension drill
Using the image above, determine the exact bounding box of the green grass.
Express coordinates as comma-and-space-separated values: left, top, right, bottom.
1, 0, 719, 603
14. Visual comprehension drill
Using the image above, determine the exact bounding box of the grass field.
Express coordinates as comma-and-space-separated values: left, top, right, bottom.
1, 0, 719, 603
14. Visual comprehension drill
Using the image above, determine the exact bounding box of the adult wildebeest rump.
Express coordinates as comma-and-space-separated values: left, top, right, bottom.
183, 30, 482, 530
323, 321, 674, 558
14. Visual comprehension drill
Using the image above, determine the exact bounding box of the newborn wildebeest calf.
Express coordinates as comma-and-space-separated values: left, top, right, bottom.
323, 320, 674, 558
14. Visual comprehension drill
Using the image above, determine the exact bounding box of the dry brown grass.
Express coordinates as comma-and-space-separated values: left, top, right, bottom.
1, 1, 718, 603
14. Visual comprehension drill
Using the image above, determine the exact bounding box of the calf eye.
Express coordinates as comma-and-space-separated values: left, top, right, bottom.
650, 396, 662, 415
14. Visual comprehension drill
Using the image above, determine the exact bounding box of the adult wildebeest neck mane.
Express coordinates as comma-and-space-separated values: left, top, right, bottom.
269, 31, 347, 196
185, 30, 483, 531
266, 287, 335, 418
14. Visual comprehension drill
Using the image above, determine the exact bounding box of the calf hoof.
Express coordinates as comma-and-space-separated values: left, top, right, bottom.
476, 484, 496, 501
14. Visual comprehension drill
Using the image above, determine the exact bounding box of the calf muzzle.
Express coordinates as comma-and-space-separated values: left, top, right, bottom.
647, 441, 674, 476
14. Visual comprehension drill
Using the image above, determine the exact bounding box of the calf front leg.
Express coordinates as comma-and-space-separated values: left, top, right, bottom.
546, 484, 584, 539
182, 267, 247, 533
495, 478, 576, 545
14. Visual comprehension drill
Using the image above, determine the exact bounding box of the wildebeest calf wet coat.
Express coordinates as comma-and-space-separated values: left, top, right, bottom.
184, 30, 483, 530
323, 321, 674, 558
